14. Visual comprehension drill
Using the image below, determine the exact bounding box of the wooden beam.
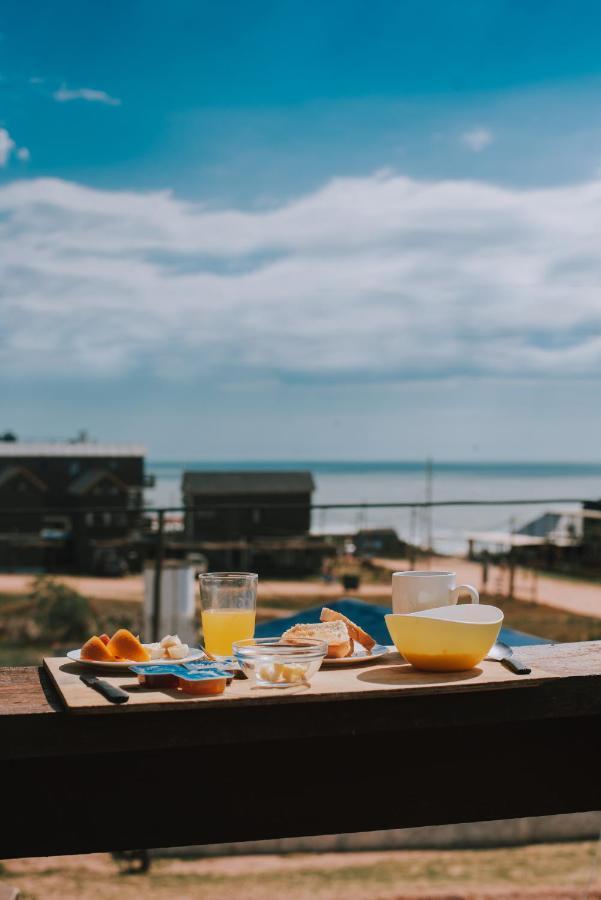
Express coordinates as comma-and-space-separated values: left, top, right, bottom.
1, 641, 600, 859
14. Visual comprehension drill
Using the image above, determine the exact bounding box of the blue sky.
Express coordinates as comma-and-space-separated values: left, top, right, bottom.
2, 1, 601, 459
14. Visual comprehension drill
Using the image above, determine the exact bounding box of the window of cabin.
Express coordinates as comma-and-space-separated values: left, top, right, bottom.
85, 512, 94, 527
103, 512, 112, 526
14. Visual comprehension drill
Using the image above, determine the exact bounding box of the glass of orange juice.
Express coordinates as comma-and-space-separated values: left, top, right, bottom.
198, 572, 257, 657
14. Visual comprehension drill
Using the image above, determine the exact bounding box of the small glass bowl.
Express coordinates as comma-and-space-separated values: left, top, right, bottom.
233, 637, 327, 688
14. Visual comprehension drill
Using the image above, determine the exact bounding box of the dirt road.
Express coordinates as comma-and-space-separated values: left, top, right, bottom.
0, 572, 144, 603
0, 573, 392, 607
372, 556, 601, 619
1, 556, 600, 620
2, 842, 600, 899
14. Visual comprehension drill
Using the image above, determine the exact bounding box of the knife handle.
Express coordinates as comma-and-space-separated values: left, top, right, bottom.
502, 656, 531, 675
94, 679, 130, 704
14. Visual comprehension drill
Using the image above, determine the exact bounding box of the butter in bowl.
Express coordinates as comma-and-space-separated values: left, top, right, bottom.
233, 637, 327, 687
385, 604, 503, 672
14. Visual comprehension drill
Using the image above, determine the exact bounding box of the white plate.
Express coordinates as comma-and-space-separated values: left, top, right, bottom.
320, 644, 390, 666
67, 643, 206, 670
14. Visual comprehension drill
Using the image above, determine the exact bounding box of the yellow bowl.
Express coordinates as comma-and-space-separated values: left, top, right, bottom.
385, 604, 503, 672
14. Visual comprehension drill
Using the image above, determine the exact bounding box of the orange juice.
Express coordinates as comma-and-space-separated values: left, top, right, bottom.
201, 608, 255, 656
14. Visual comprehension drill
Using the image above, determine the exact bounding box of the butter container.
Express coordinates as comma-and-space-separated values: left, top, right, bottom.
129, 663, 185, 689
185, 660, 238, 681
177, 667, 231, 696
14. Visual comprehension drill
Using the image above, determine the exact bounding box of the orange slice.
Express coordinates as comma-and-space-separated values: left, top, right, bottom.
106, 628, 151, 662
81, 635, 116, 662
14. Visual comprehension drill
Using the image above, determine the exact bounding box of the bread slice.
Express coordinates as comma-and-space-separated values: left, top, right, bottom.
320, 607, 376, 652
281, 621, 354, 658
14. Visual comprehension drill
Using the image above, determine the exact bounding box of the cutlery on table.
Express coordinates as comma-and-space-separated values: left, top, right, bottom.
80, 674, 129, 704
486, 641, 531, 675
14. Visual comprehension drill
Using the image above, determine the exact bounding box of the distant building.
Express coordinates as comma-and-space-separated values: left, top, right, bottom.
354, 528, 406, 557
182, 470, 315, 541
0, 442, 150, 572
579, 501, 601, 564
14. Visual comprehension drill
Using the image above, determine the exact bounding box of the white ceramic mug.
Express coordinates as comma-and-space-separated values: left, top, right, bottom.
392, 571, 479, 614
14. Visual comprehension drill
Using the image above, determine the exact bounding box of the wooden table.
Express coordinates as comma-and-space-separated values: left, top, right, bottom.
2, 641, 601, 859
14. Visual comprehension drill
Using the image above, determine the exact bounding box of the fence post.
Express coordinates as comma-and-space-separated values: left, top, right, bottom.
508, 550, 515, 600
152, 509, 165, 642
481, 551, 489, 595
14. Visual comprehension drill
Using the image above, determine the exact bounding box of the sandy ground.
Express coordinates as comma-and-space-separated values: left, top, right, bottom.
373, 556, 601, 619
2, 843, 601, 899
1, 554, 600, 619
0, 572, 144, 603
0, 573, 392, 607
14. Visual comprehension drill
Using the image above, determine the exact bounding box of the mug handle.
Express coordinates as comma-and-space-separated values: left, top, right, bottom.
451, 584, 479, 604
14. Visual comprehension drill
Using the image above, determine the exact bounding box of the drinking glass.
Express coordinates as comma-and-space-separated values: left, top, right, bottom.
197, 572, 257, 657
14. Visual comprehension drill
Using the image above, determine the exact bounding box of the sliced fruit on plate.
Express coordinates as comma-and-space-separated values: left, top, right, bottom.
160, 634, 181, 649
166, 643, 190, 659
81, 635, 116, 662
106, 628, 151, 662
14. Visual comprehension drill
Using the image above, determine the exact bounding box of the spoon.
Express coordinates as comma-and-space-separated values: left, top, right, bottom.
196, 642, 216, 661
487, 641, 531, 675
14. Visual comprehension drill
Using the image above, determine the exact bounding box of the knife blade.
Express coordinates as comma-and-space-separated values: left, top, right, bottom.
80, 674, 129, 704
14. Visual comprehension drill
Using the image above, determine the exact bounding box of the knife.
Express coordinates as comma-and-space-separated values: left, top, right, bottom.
486, 641, 531, 675
80, 673, 130, 704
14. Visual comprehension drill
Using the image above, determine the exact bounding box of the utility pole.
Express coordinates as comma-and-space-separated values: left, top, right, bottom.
152, 509, 165, 642
425, 457, 433, 555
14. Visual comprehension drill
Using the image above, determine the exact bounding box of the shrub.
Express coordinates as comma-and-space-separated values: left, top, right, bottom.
31, 576, 92, 643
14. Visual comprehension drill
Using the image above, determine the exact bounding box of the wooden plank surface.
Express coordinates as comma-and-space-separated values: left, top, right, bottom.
2, 640, 600, 719
44, 650, 561, 713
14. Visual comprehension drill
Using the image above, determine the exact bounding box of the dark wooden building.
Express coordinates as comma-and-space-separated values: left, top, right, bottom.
182, 471, 315, 541
354, 527, 406, 558
0, 442, 149, 572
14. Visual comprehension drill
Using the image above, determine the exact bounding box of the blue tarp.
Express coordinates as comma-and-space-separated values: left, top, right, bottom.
255, 597, 550, 647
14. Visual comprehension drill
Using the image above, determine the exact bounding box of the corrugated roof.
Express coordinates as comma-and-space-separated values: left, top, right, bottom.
182, 470, 315, 495
0, 442, 146, 457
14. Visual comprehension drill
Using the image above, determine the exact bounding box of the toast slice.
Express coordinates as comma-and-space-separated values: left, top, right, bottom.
281, 621, 354, 658
320, 607, 376, 652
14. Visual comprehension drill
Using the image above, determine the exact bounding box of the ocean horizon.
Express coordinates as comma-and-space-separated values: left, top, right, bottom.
145, 460, 601, 555
148, 460, 601, 477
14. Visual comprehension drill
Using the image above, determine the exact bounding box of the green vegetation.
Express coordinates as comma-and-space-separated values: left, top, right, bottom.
32, 575, 92, 643
0, 642, 58, 666
0, 576, 141, 667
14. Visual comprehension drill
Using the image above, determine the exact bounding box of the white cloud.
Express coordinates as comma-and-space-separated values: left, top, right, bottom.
1, 171, 601, 382
16, 147, 30, 162
53, 85, 121, 106
461, 127, 494, 152
0, 128, 15, 166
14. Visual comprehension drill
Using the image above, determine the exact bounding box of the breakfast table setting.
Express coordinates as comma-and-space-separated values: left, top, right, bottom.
2, 569, 601, 860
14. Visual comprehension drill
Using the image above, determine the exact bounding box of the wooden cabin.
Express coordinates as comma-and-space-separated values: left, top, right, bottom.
182, 470, 315, 541
0, 441, 148, 572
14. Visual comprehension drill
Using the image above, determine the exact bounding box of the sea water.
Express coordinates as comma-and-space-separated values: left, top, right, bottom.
145, 461, 601, 556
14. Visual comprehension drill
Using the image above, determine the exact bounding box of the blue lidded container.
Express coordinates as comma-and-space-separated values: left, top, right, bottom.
130, 662, 233, 692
